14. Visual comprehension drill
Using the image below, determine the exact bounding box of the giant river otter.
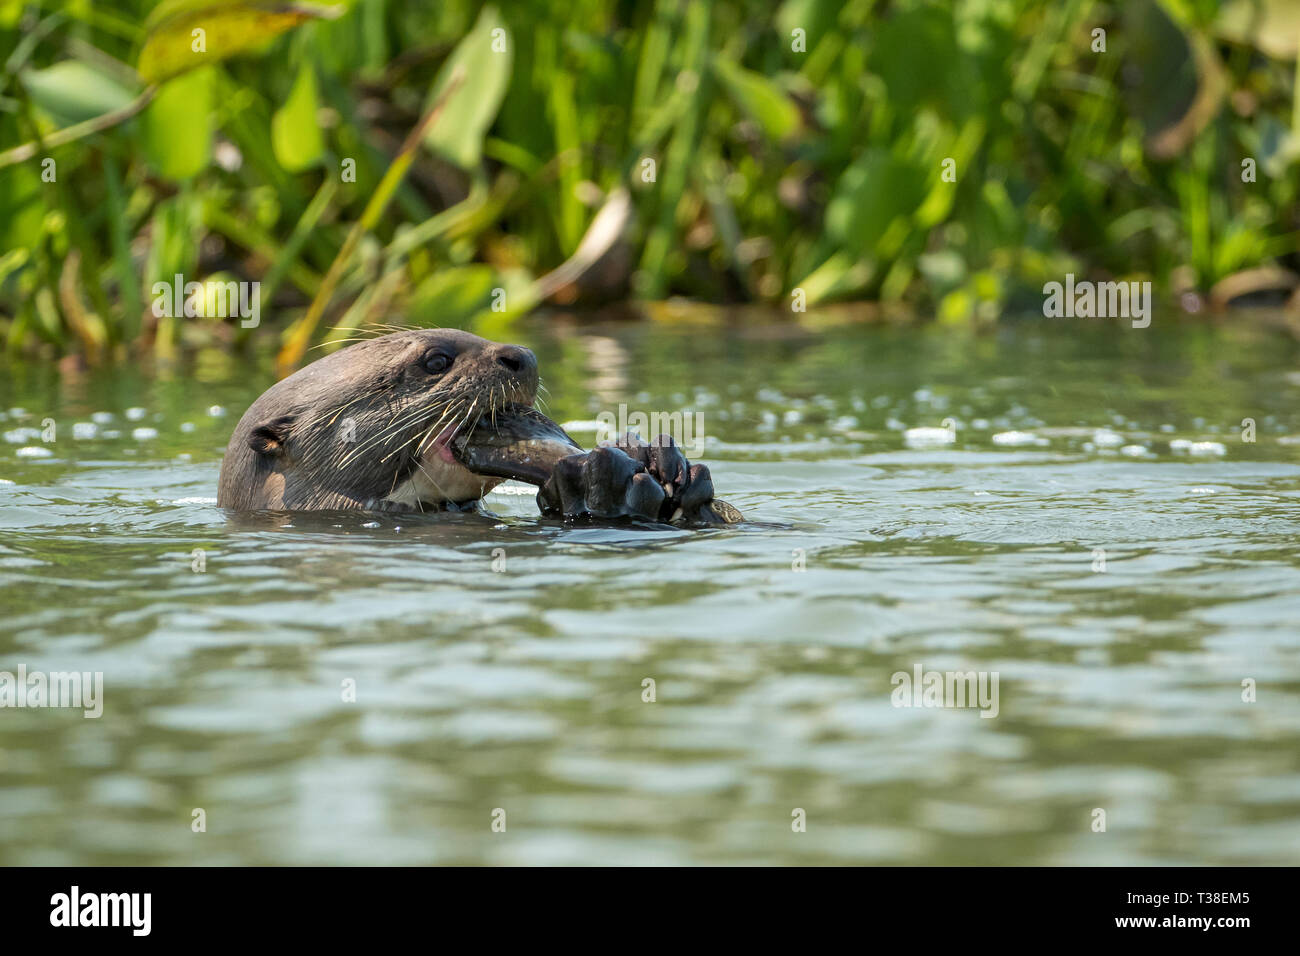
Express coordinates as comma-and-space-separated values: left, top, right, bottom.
217, 329, 741, 524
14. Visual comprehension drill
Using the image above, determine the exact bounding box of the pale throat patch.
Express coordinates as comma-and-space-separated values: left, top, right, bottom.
383, 451, 501, 508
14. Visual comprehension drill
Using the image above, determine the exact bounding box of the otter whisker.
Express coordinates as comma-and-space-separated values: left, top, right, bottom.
334, 376, 483, 468
322, 391, 376, 427
359, 322, 416, 336
392, 396, 474, 470
309, 381, 397, 436
406, 398, 468, 463
326, 324, 389, 337
342, 398, 456, 466
311, 337, 376, 351
349, 415, 441, 466
342, 407, 432, 463
386, 394, 478, 481
368, 377, 464, 441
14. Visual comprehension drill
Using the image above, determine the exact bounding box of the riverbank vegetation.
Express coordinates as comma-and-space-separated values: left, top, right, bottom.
1, 0, 1298, 363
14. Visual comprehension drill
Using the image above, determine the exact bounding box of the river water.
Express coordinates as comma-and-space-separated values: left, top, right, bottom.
2, 315, 1298, 864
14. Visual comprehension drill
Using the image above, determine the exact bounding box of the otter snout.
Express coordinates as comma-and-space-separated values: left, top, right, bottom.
494, 344, 535, 375
491, 343, 539, 404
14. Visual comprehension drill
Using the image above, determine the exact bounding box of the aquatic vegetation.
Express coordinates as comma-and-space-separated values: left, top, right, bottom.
0, 0, 1298, 359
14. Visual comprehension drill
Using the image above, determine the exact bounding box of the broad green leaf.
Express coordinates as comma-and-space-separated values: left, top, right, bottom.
21, 62, 139, 126
271, 64, 324, 171
141, 67, 216, 181
871, 6, 978, 117
711, 57, 801, 142
137, 0, 343, 84
423, 6, 512, 169
826, 148, 928, 258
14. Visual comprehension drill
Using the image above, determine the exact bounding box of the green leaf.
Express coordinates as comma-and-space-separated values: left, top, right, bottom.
871, 6, 977, 117
21, 62, 139, 126
137, 0, 343, 84
408, 265, 500, 327
793, 251, 873, 305
271, 64, 324, 172
141, 67, 216, 181
826, 148, 928, 258
422, 6, 512, 169
0, 164, 44, 251
711, 56, 802, 142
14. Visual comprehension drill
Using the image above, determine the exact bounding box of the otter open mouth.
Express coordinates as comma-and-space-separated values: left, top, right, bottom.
450, 405, 583, 486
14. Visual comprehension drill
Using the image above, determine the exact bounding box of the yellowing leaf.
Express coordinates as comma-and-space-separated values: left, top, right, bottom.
137, 1, 343, 84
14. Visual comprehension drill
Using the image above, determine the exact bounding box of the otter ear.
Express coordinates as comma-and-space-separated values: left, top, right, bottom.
248, 415, 296, 457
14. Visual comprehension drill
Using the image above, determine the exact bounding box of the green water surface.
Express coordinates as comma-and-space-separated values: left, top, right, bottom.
2, 315, 1298, 865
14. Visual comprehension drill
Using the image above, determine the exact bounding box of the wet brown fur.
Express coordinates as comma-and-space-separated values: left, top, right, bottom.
217, 329, 538, 511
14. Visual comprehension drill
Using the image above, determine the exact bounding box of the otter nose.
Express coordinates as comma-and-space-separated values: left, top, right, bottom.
495, 344, 536, 376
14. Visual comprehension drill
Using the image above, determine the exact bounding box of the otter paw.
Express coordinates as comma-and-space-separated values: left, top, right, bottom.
537, 434, 742, 525
537, 446, 664, 521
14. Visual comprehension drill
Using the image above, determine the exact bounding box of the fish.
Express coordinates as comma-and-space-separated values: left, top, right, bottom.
452, 405, 584, 486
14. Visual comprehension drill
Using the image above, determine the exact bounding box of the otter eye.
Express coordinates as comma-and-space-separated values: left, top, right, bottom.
424, 352, 453, 375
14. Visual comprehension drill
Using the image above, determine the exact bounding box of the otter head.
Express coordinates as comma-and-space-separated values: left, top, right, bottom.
217, 329, 544, 511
